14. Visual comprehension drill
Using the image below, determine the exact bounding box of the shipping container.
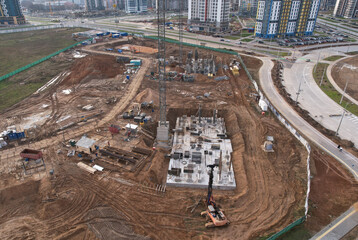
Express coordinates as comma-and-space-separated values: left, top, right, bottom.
120, 32, 128, 36
130, 60, 142, 66
5, 131, 26, 141
20, 149, 43, 160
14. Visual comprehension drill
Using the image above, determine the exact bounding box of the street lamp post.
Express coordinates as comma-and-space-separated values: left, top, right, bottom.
339, 79, 349, 104
314, 51, 321, 73
335, 109, 346, 136
320, 65, 327, 86
295, 80, 302, 105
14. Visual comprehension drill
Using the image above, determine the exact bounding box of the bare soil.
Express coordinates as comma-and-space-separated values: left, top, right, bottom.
331, 55, 358, 101
0, 38, 310, 240
306, 147, 358, 234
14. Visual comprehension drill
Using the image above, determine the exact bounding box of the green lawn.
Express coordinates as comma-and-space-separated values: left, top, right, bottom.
323, 55, 345, 61
0, 27, 87, 112
0, 27, 86, 76
346, 51, 358, 55
318, 16, 340, 23
313, 63, 358, 115
241, 38, 254, 42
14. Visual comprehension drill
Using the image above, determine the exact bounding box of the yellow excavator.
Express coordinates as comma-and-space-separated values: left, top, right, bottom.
201, 164, 230, 228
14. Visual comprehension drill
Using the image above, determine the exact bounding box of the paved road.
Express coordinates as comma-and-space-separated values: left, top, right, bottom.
310, 204, 358, 240
259, 57, 358, 239
282, 45, 358, 147
317, 18, 358, 38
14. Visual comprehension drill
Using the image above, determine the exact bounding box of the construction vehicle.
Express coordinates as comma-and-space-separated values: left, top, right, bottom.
130, 46, 140, 54
201, 164, 230, 228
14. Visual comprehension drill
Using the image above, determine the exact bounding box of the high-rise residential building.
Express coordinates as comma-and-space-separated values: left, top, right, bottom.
0, 0, 25, 25
255, 0, 321, 38
85, 0, 105, 11
320, 0, 336, 11
125, 0, 147, 13
188, 0, 230, 32
334, 0, 358, 18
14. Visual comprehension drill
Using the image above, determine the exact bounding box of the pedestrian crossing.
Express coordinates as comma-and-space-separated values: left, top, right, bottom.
345, 114, 358, 125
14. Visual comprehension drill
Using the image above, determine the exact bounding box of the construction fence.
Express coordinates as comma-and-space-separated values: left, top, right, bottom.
0, 38, 91, 83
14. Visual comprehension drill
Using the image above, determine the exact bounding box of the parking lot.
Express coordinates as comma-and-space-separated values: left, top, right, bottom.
276, 35, 345, 47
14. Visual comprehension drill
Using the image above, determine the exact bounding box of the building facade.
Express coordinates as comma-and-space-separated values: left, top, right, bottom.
334, 0, 358, 18
85, 0, 105, 11
125, 0, 147, 13
188, 0, 230, 32
0, 0, 25, 24
255, 0, 321, 38
320, 0, 336, 11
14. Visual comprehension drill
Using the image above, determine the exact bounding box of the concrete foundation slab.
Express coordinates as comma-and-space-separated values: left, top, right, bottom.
166, 115, 236, 190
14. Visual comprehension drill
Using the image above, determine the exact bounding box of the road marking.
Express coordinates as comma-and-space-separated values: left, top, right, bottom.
315, 208, 356, 240
315, 141, 358, 178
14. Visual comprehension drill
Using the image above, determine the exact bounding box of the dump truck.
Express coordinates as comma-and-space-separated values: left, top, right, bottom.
20, 149, 43, 160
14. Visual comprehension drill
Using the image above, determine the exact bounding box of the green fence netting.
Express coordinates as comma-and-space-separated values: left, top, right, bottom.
0, 38, 92, 82
267, 216, 306, 240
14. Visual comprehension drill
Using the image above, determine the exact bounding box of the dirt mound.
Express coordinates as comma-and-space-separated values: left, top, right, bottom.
135, 88, 159, 106
62, 55, 124, 86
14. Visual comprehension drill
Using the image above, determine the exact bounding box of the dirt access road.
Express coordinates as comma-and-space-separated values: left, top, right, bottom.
0, 40, 150, 173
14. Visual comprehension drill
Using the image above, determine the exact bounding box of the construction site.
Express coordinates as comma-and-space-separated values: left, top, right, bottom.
2, 6, 358, 239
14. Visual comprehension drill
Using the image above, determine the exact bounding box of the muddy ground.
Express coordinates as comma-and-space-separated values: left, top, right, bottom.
271, 60, 358, 237
0, 37, 333, 240
331, 55, 358, 101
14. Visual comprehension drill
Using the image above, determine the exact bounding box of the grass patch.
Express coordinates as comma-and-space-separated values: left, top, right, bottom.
0, 28, 85, 111
0, 79, 45, 112
241, 38, 254, 42
318, 16, 340, 23
0, 27, 86, 77
323, 55, 345, 61
257, 50, 291, 57
313, 63, 358, 115
276, 224, 311, 240
346, 51, 358, 55
224, 35, 241, 40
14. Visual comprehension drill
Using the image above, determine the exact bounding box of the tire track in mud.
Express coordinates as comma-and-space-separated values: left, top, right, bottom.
68, 173, 169, 239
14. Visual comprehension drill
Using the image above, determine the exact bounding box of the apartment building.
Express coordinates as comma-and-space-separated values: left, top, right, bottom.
334, 0, 358, 18
0, 0, 26, 24
255, 0, 321, 38
125, 0, 148, 13
85, 0, 105, 11
188, 0, 230, 32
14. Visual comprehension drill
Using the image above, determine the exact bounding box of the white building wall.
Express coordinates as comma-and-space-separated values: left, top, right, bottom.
270, 1, 281, 21
289, 1, 301, 20
257, 1, 265, 20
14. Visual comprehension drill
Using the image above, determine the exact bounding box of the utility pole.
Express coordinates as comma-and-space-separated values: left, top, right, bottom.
335, 109, 346, 136
340, 79, 349, 104
295, 80, 302, 105
320, 65, 327, 86
314, 52, 321, 73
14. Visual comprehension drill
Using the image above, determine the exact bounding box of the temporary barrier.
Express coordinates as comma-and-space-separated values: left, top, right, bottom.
267, 216, 306, 240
